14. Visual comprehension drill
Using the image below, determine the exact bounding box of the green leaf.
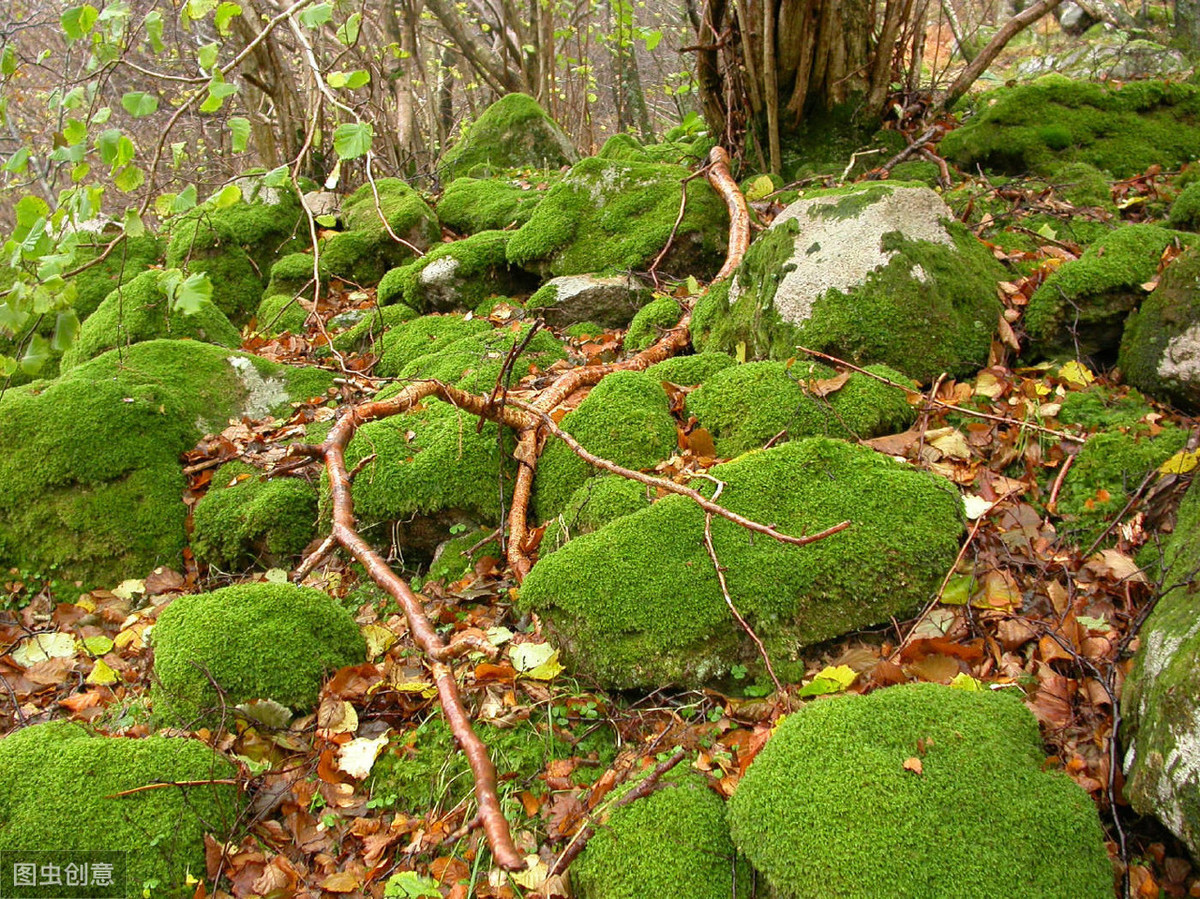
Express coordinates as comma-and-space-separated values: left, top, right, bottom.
19, 333, 51, 375
262, 165, 289, 188
15, 196, 49, 228
184, 0, 218, 21
335, 12, 361, 45
172, 184, 198, 213
61, 5, 99, 40
144, 10, 164, 52
939, 573, 975, 606
315, 214, 337, 227
643, 28, 663, 51
382, 871, 441, 898
797, 664, 859, 697
95, 128, 121, 165
171, 142, 188, 168
173, 272, 212, 315
332, 122, 372, 160
71, 162, 90, 183
949, 672, 982, 691
744, 175, 776, 202
214, 1, 242, 35
2, 147, 30, 175
229, 116, 251, 153
299, 3, 333, 27
90, 106, 111, 125
61, 86, 86, 110
1, 45, 17, 76
200, 76, 238, 113
122, 207, 145, 237
51, 310, 80, 353
327, 71, 347, 89
345, 70, 369, 89
212, 183, 242, 208
113, 164, 144, 192
197, 41, 219, 71
63, 119, 87, 144
121, 91, 158, 118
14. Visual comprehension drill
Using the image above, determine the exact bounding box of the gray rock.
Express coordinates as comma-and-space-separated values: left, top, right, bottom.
526, 274, 653, 328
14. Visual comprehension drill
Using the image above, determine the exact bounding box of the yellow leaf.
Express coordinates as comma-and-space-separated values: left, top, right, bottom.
13, 632, 78, 666
87, 658, 119, 686
903, 757, 924, 775
82, 635, 114, 657
337, 732, 390, 779
736, 341, 747, 363
973, 371, 1005, 399
1160, 449, 1199, 475
1058, 360, 1094, 388
511, 854, 549, 889
361, 623, 396, 660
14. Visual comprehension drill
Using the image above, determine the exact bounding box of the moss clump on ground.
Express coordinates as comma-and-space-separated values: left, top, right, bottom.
191, 462, 318, 572
519, 438, 964, 689
1053, 161, 1115, 208
506, 157, 729, 279
624, 295, 683, 351
382, 231, 532, 313
541, 475, 655, 554
727, 683, 1113, 899
437, 176, 548, 234
265, 251, 327, 299
60, 270, 241, 370
572, 769, 749, 899
0, 722, 242, 898
426, 527, 501, 583
1169, 182, 1200, 231
1119, 245, 1200, 411
319, 230, 388, 286
70, 233, 164, 321
532, 371, 677, 521
1025, 224, 1187, 360
0, 340, 332, 588
597, 131, 716, 167
151, 583, 365, 726
685, 360, 916, 457
939, 75, 1200, 177
392, 323, 565, 394
255, 293, 310, 336
437, 93, 577, 182
1057, 383, 1156, 430
373, 313, 493, 377
644, 351, 737, 385
329, 304, 419, 355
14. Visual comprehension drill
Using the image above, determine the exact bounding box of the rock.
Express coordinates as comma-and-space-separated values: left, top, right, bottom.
437, 175, 549, 234
303, 189, 341, 219
0, 722, 241, 894
380, 231, 535, 313
71, 233, 165, 322
329, 304, 419, 355
255, 293, 311, 336
1120, 245, 1200, 411
151, 583, 365, 725
518, 438, 964, 689
1058, 1, 1097, 34
1122, 478, 1200, 863
691, 184, 1003, 381
526, 273, 653, 328
506, 157, 729, 279
265, 252, 327, 300
321, 179, 440, 286
437, 93, 577, 182
727, 684, 1113, 898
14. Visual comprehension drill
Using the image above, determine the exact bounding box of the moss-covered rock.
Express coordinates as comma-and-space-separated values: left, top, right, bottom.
339, 178, 440, 273
1122, 478, 1200, 863
426, 527, 501, 583
692, 184, 1004, 382
624, 294, 683, 351
540, 475, 656, 554
572, 769, 748, 899
1053, 161, 1115, 208
685, 361, 916, 457
0, 340, 332, 587
265, 251, 327, 299
519, 438, 964, 689
70, 232, 165, 321
254, 292, 310, 336
329, 303, 419, 355
390, 322, 566, 394
644, 350, 736, 386
319, 230, 388, 286
507, 157, 729, 279
533, 371, 677, 520
437, 93, 577, 182
436, 176, 548, 234
1170, 182, 1200, 232
1119, 245, 1200, 411
727, 683, 1113, 898
0, 722, 242, 898
59, 270, 241, 370
151, 583, 365, 725
1026, 224, 1187, 360
526, 273, 652, 328
940, 75, 1200, 177
374, 313, 493, 377
192, 462, 318, 572
596, 131, 716, 166
381, 231, 534, 313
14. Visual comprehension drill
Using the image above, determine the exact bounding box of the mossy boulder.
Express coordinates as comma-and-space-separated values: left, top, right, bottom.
540, 475, 656, 555
437, 93, 577, 182
381, 231, 534, 313
519, 438, 964, 689
525, 273, 652, 328
643, 350, 737, 386
1119, 245, 1200, 411
387, 322, 565, 394
151, 583, 365, 726
373, 313, 493, 377
319, 230, 388, 286
265, 251, 327, 299
1122, 478, 1200, 863
727, 683, 1113, 898
596, 130, 716, 166
329, 304, 419, 355
59, 270, 241, 371
692, 184, 1004, 382
339, 178, 440, 273
255, 292, 310, 336
0, 340, 332, 588
1053, 161, 1115, 209
426, 527, 501, 583
192, 461, 318, 572
506, 157, 729, 279
572, 769, 749, 899
0, 722, 242, 898
1026, 224, 1187, 361
940, 75, 1200, 177
685, 360, 917, 457
532, 371, 677, 521
70, 232, 165, 321
624, 294, 683, 351
436, 176, 548, 234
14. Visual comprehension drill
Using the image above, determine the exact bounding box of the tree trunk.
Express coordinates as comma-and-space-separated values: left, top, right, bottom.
1176, 0, 1200, 54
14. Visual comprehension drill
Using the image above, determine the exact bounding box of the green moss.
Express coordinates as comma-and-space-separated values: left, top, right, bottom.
624, 295, 683, 351
0, 340, 332, 587
151, 583, 365, 726
519, 438, 964, 689
726, 684, 1113, 899
1120, 245, 1200, 410
506, 157, 729, 279
533, 371, 677, 520
0, 722, 242, 898
685, 361, 917, 456
341, 179, 440, 274
255, 293, 310, 336
436, 176, 547, 234
59, 270, 241, 370
319, 230, 387, 286
266, 252, 327, 299
192, 462, 318, 572
394, 323, 565, 393
437, 93, 577, 182
1057, 383, 1156, 430
1026, 224, 1186, 359
564, 321, 607, 338
70, 233, 165, 321
597, 131, 716, 166
426, 527, 501, 583
374, 313, 493, 377
1047, 161, 1113, 209
1171, 182, 1200, 232
941, 75, 1200, 177
541, 475, 655, 554
383, 231, 528, 313
330, 303, 419, 355
888, 160, 942, 186
572, 769, 748, 899
644, 351, 737, 386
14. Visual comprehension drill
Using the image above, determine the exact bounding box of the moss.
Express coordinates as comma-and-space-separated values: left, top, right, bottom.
888, 160, 942, 187
533, 371, 677, 521
341, 179, 440, 274
330, 303, 419, 355
384, 231, 530, 313
572, 769, 749, 899
394, 323, 565, 393
1057, 383, 1156, 430
377, 266, 407, 306
374, 313, 493, 377
266, 252, 327, 299
685, 361, 917, 457
0, 340, 332, 587
1052, 161, 1114, 208
191, 462, 318, 572
255, 293, 310, 336
437, 93, 577, 182
624, 295, 683, 352
436, 176, 547, 234
726, 684, 1113, 899
59, 270, 241, 370
165, 219, 265, 323
0, 722, 242, 898
319, 230, 388, 286
597, 131, 716, 166
519, 438, 964, 689
940, 75, 1200, 177
426, 527, 501, 583
70, 233, 165, 321
1026, 224, 1186, 360
1170, 182, 1200, 232
564, 321, 607, 338
151, 583, 365, 726
644, 351, 737, 386
1120, 245, 1200, 410
506, 157, 729, 279
540, 475, 656, 555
